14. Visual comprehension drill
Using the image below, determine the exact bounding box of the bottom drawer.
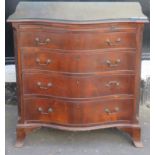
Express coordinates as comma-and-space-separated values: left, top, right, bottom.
24, 97, 134, 125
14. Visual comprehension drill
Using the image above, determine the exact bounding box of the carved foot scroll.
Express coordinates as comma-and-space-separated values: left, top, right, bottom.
15, 125, 40, 147
117, 126, 143, 148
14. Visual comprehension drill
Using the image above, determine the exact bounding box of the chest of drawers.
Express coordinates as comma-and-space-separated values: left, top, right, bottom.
7, 2, 148, 147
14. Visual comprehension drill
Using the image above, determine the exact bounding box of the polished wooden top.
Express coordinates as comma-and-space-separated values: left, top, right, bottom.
8, 2, 148, 23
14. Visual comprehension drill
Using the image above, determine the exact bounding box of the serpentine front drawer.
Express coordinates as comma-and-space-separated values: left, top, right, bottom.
21, 48, 136, 73
22, 72, 135, 98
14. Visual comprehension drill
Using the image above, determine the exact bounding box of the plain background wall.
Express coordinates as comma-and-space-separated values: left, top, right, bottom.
5, 0, 150, 63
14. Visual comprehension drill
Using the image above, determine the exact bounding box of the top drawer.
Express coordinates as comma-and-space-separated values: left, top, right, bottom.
19, 25, 137, 50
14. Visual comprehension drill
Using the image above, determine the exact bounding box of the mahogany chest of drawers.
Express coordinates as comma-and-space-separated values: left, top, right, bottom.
8, 2, 148, 147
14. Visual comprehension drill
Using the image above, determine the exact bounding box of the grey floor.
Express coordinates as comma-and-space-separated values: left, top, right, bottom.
6, 104, 149, 155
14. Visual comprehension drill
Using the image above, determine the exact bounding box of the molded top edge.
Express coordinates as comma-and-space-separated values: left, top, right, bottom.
7, 2, 148, 23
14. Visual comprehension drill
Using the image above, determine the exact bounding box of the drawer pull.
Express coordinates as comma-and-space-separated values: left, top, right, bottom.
36, 58, 52, 66
105, 38, 121, 46
35, 37, 51, 46
106, 59, 121, 67
104, 107, 120, 114
104, 108, 110, 113
37, 82, 53, 89
106, 81, 120, 87
115, 107, 120, 112
38, 107, 53, 114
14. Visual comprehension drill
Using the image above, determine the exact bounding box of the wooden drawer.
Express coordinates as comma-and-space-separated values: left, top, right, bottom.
80, 98, 134, 124
24, 97, 70, 124
19, 23, 137, 32
24, 97, 134, 125
23, 72, 135, 98
21, 48, 136, 73
19, 30, 136, 50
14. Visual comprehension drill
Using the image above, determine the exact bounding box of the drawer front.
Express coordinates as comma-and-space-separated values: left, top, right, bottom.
19, 23, 137, 32
24, 97, 134, 125
81, 98, 134, 124
21, 48, 136, 73
24, 98, 70, 124
19, 30, 136, 50
23, 73, 135, 98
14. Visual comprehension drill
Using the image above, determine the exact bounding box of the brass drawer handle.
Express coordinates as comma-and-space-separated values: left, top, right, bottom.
104, 107, 120, 114
115, 107, 120, 112
35, 37, 51, 46
104, 108, 110, 113
106, 59, 121, 67
37, 82, 53, 89
38, 107, 53, 114
106, 81, 120, 87
36, 58, 52, 66
105, 38, 121, 46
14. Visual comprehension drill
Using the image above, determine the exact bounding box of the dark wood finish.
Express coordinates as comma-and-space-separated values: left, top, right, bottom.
21, 48, 136, 73
18, 23, 137, 32
15, 125, 40, 147
24, 97, 134, 125
7, 2, 148, 147
23, 72, 135, 98
117, 126, 143, 148
19, 30, 136, 50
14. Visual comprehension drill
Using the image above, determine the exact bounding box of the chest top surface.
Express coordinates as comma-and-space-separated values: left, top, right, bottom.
8, 2, 148, 23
